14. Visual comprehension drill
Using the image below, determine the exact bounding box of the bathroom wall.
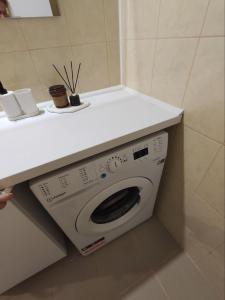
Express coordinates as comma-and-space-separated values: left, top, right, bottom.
121, 0, 224, 295
0, 0, 120, 104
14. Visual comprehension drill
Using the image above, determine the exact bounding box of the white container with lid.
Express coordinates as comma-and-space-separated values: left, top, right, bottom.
0, 82, 40, 121
0, 91, 23, 120
14, 88, 39, 116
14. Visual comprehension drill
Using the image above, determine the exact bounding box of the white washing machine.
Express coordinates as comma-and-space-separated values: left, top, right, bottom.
30, 131, 168, 255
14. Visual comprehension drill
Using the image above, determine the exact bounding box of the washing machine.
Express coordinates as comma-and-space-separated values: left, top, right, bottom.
30, 131, 168, 255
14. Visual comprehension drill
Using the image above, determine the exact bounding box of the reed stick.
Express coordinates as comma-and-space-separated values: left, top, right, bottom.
74, 63, 81, 94
52, 64, 72, 92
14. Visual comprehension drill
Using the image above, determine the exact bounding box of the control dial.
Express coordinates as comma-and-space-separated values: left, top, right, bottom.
107, 157, 123, 173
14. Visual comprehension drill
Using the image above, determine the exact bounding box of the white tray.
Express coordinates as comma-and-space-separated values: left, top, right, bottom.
47, 101, 90, 114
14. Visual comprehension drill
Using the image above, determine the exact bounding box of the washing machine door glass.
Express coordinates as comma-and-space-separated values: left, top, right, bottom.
91, 187, 140, 224
76, 177, 153, 235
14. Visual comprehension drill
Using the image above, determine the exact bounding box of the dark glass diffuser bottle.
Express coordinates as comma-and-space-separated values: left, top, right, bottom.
69, 94, 81, 106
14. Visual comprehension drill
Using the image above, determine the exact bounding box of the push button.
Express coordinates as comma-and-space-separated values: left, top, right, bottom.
100, 173, 107, 179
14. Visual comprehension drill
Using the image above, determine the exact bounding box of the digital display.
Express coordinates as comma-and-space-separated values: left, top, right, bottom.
133, 148, 149, 160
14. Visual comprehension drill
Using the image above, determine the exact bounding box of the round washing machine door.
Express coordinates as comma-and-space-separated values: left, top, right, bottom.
76, 177, 153, 235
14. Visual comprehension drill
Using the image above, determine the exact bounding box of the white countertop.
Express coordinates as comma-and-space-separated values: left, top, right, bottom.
0, 86, 183, 188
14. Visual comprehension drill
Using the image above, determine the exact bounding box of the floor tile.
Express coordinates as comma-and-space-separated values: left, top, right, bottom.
5, 219, 220, 300
212, 243, 225, 269
94, 217, 180, 295
185, 193, 224, 251
187, 244, 224, 299
120, 275, 168, 300
157, 253, 219, 300
132, 218, 181, 273
3, 274, 54, 300
2, 218, 180, 300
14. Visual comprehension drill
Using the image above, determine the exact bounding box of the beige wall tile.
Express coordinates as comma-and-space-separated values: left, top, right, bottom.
184, 37, 224, 143
121, 3, 224, 289
125, 39, 155, 95
29, 83, 49, 103
30, 46, 73, 89
0, 1, 120, 107
119, 0, 128, 40
71, 43, 109, 93
185, 193, 224, 251
0, 20, 26, 53
62, 0, 106, 45
196, 146, 224, 218
19, 16, 70, 50
202, 0, 225, 36
184, 227, 203, 251
124, 0, 160, 39
151, 38, 198, 107
0, 51, 40, 89
104, 0, 119, 41
158, 0, 209, 37
120, 38, 127, 84
0, 83, 46, 109
184, 126, 220, 194
107, 41, 120, 86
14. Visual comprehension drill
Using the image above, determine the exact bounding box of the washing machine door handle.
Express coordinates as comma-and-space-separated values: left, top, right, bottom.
91, 187, 140, 224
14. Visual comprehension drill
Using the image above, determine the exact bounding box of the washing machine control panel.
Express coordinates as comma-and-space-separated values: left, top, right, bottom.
106, 156, 123, 173
96, 132, 167, 180
30, 131, 168, 206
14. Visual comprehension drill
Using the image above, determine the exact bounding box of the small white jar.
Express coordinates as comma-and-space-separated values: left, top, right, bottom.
14, 88, 39, 116
0, 91, 23, 120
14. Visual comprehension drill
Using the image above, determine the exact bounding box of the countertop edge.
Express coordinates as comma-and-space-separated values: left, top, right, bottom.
0, 115, 182, 189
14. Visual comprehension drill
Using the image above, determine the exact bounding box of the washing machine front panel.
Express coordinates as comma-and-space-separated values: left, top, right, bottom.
76, 177, 153, 235
29, 131, 168, 255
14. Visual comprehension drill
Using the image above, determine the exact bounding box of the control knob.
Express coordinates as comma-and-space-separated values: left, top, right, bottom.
107, 157, 123, 173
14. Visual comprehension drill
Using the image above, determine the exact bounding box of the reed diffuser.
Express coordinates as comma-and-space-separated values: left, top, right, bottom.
52, 62, 82, 106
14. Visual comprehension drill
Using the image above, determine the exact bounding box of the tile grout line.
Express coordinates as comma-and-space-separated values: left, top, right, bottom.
27, 47, 47, 89
194, 144, 223, 191
56, 1, 73, 49
156, 275, 171, 300
181, 0, 212, 108
149, 0, 162, 94
102, 0, 111, 87
118, 0, 126, 85
185, 225, 223, 255
16, 19, 30, 50
122, 34, 225, 41
151, 247, 184, 299
184, 123, 224, 145
0, 39, 120, 55
180, 36, 201, 107
17, 19, 44, 91
201, 196, 225, 221
210, 242, 225, 255
180, 39, 199, 107
193, 144, 222, 195
118, 0, 123, 84
185, 251, 223, 297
